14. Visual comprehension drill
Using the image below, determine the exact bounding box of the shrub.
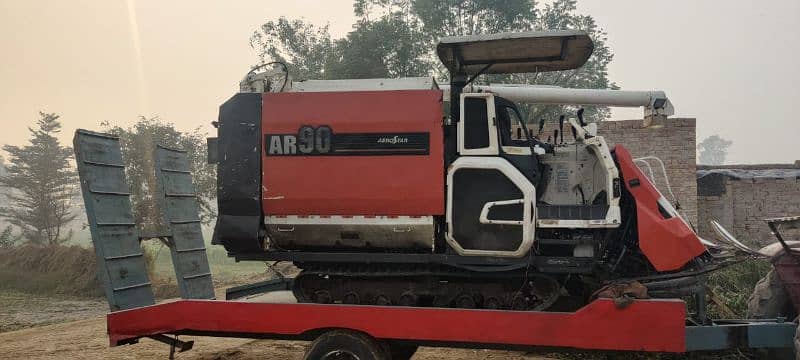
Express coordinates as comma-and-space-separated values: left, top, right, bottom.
706, 259, 771, 318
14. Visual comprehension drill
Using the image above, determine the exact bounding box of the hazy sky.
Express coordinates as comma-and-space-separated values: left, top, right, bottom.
0, 0, 797, 164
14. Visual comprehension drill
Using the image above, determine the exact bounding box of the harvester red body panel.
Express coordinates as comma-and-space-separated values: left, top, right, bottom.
615, 145, 706, 271
261, 90, 445, 216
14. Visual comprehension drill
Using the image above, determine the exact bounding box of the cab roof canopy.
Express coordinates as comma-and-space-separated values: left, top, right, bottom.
436, 30, 594, 76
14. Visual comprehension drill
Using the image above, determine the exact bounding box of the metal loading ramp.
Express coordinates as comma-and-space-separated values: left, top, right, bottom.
73, 129, 214, 312
154, 145, 214, 300
74, 130, 155, 311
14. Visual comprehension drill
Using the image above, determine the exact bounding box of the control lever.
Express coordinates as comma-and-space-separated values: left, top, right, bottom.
538, 118, 546, 134
558, 115, 565, 144
577, 108, 587, 126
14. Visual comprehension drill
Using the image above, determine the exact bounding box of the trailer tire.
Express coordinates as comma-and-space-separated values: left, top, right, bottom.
747, 269, 792, 319
304, 330, 389, 360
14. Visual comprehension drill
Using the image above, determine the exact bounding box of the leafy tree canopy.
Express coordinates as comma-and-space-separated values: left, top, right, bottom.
102, 117, 216, 229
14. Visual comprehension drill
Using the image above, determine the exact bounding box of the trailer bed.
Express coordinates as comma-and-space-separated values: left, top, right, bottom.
108, 298, 684, 351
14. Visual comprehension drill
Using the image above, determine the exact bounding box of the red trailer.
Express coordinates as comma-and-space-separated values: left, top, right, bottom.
109, 297, 684, 357
101, 278, 795, 360
71, 130, 796, 360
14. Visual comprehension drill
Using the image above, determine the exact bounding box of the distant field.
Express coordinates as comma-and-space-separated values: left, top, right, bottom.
63, 224, 270, 283
145, 241, 270, 282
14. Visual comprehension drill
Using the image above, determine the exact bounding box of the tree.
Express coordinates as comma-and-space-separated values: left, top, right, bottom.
327, 16, 433, 79
698, 135, 733, 165
0, 112, 78, 245
0, 225, 17, 248
251, 18, 336, 81
252, 0, 616, 123
251, 15, 430, 80
102, 117, 216, 228
0, 157, 14, 248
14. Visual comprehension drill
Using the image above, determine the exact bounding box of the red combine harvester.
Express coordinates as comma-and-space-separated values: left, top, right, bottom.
73, 31, 797, 359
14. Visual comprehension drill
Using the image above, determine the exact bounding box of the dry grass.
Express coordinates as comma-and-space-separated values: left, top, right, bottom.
0, 245, 102, 298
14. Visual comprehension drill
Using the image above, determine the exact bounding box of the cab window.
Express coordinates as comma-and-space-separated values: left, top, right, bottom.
497, 105, 529, 147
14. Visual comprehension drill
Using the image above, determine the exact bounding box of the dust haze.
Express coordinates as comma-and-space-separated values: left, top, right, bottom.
1, 0, 798, 164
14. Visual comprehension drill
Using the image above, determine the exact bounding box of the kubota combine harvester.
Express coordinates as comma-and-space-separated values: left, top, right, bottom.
74, 31, 798, 359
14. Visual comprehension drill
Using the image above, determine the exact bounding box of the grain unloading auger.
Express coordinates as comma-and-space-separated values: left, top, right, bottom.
72, 30, 798, 359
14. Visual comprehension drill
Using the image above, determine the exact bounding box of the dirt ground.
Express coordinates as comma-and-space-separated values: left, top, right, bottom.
0, 290, 107, 332
0, 289, 551, 360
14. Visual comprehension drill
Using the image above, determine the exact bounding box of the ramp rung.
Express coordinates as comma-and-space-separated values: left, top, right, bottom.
82, 160, 125, 168
97, 222, 137, 226
77, 129, 119, 140
176, 247, 206, 253
161, 168, 191, 174
171, 219, 201, 224
105, 252, 144, 260
165, 193, 197, 198
113, 282, 152, 292
89, 189, 132, 196
183, 272, 212, 280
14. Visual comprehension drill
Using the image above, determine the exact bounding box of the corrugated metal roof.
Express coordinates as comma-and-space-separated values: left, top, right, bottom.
697, 168, 800, 180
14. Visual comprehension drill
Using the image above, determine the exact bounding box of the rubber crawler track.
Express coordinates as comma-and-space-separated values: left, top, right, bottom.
292, 264, 562, 311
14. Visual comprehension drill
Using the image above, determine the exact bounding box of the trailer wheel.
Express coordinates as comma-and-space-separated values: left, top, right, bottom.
747, 269, 793, 319
304, 330, 389, 360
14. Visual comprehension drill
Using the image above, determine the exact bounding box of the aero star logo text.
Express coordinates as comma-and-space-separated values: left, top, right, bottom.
377, 136, 408, 145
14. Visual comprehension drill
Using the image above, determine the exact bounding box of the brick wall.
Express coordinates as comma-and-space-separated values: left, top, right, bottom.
697, 166, 800, 246
530, 118, 699, 225
599, 118, 698, 225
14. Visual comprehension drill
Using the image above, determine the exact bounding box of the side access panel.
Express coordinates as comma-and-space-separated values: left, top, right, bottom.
212, 93, 263, 253
155, 146, 215, 299
74, 130, 155, 311
446, 157, 535, 258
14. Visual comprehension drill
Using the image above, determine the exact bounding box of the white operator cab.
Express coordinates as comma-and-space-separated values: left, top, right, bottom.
446, 89, 622, 259
438, 31, 671, 259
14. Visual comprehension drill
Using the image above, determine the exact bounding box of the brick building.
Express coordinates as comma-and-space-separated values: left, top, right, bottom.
697, 163, 800, 246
